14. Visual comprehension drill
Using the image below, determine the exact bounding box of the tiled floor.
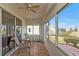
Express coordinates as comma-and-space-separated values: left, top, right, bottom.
12, 42, 49, 56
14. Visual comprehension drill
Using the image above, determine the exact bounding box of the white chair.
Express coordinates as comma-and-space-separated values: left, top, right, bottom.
11, 36, 30, 49
11, 36, 31, 55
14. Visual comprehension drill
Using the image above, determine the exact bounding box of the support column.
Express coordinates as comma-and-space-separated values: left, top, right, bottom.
48, 21, 50, 40
44, 23, 47, 41
0, 7, 2, 56
15, 17, 16, 37
42, 23, 45, 42
14, 17, 16, 46
55, 14, 58, 47
40, 23, 44, 42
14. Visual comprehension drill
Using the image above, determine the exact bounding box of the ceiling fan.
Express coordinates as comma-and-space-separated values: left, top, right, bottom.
18, 3, 40, 14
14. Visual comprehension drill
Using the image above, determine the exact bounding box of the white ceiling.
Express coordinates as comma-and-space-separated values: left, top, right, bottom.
0, 3, 56, 21
10, 3, 56, 20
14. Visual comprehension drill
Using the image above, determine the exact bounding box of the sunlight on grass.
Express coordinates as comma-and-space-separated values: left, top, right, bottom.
49, 32, 79, 48
58, 37, 65, 44
49, 36, 55, 43
49, 35, 65, 44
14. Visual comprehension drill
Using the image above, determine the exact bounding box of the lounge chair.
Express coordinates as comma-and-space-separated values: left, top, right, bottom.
11, 36, 30, 49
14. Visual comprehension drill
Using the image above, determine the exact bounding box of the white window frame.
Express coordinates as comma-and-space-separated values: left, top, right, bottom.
27, 25, 40, 35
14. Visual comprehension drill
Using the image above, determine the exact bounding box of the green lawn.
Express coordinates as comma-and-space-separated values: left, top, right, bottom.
49, 31, 79, 48
49, 35, 65, 44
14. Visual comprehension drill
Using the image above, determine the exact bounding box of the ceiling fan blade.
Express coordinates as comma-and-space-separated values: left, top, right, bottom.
18, 7, 25, 9
24, 3, 30, 14
24, 3, 29, 9
30, 8, 36, 13
24, 3, 28, 5
31, 5, 40, 8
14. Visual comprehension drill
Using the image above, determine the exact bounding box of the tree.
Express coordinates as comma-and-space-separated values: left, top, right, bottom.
60, 28, 66, 32
69, 28, 73, 32
74, 26, 78, 31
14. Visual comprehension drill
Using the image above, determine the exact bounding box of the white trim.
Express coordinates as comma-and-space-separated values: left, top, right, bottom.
15, 17, 16, 38
44, 24, 46, 41
55, 14, 58, 47
0, 7, 2, 56
5, 46, 18, 56
15, 17, 17, 47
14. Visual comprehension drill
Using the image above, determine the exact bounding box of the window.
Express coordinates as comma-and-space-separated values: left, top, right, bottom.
27, 26, 33, 35
34, 26, 39, 35
44, 22, 49, 39
58, 4, 79, 55
16, 18, 22, 42
49, 17, 55, 44
27, 25, 39, 35
2, 10, 15, 55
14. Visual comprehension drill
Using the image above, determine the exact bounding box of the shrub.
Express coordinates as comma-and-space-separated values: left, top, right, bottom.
69, 36, 79, 47
64, 37, 70, 44
64, 35, 79, 47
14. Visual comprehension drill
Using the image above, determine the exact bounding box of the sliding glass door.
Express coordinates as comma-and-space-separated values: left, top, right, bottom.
16, 18, 22, 42
2, 10, 15, 55
45, 22, 49, 40
58, 4, 79, 55
49, 17, 55, 44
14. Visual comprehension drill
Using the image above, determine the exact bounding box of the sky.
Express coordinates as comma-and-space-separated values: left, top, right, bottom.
49, 3, 79, 29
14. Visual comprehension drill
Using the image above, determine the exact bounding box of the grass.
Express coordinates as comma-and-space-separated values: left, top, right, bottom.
49, 36, 65, 44
49, 31, 79, 46
49, 36, 55, 43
